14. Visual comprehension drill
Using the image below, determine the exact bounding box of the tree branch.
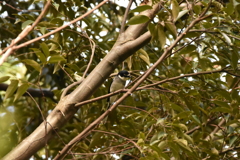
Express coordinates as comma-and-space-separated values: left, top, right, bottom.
120, 0, 133, 34
138, 68, 238, 89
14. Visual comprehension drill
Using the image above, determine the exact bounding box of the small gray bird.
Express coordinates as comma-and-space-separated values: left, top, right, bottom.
108, 70, 131, 107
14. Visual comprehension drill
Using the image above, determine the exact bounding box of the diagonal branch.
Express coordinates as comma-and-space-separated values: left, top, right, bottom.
138, 68, 229, 89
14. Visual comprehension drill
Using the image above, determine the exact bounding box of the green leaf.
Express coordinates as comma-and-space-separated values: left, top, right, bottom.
216, 90, 231, 101
89, 132, 104, 148
191, 115, 201, 124
165, 22, 177, 38
47, 55, 66, 63
198, 106, 208, 116
125, 56, 132, 70
193, 5, 201, 14
172, 123, 188, 131
148, 23, 156, 41
158, 140, 168, 149
184, 97, 200, 115
14, 83, 30, 101
175, 10, 189, 22
229, 136, 238, 147
21, 14, 35, 21
138, 132, 145, 140
156, 118, 165, 126
168, 102, 184, 112
183, 133, 193, 144
211, 107, 232, 113
150, 139, 160, 146
50, 18, 63, 26
168, 141, 181, 158
22, 20, 34, 30
53, 2, 60, 11
149, 145, 161, 157
0, 76, 10, 83
130, 5, 152, 13
138, 49, 150, 65
150, 132, 159, 144
219, 31, 232, 45
127, 15, 150, 25
231, 89, 239, 102
158, 132, 167, 139
179, 45, 196, 55
40, 42, 50, 57
231, 50, 238, 70
5, 80, 19, 100
223, 2, 234, 15
40, 27, 46, 35
175, 139, 191, 152
173, 111, 193, 120
157, 24, 166, 49
48, 32, 62, 51
12, 14, 25, 21
171, 0, 179, 22
30, 48, 46, 63
66, 63, 81, 72
22, 59, 41, 72
213, 100, 230, 108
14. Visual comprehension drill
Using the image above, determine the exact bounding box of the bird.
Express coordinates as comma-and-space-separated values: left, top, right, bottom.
108, 70, 131, 108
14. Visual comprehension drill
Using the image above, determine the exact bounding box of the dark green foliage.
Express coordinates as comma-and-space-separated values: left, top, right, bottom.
0, 0, 240, 159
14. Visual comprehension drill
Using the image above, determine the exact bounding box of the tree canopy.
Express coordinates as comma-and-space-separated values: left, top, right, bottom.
0, 0, 240, 159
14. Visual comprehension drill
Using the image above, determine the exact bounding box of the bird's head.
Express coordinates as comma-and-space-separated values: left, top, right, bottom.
118, 70, 131, 81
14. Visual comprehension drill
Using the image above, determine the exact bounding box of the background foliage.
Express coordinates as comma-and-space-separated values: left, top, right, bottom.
0, 0, 240, 159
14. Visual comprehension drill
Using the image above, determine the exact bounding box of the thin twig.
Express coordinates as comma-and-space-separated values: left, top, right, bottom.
120, 0, 133, 34
70, 146, 134, 156
92, 130, 142, 152
119, 105, 158, 121
82, 38, 96, 79
138, 68, 228, 89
